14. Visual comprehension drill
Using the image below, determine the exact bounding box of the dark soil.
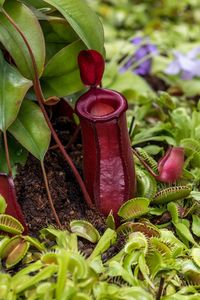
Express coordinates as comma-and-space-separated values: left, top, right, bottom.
14, 116, 106, 236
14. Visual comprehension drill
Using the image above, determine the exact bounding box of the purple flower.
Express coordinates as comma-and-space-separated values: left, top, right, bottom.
120, 37, 157, 75
165, 47, 200, 80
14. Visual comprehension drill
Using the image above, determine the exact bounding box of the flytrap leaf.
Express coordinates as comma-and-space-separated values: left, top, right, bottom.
181, 138, 200, 167
0, 194, 6, 213
9, 101, 51, 161
43, 0, 104, 54
0, 174, 27, 231
167, 202, 179, 224
152, 186, 191, 204
23, 236, 46, 252
174, 222, 197, 246
0, 0, 45, 79
1, 236, 29, 269
182, 260, 200, 286
0, 214, 24, 235
70, 220, 100, 243
0, 51, 32, 131
41, 40, 86, 97
118, 197, 150, 221
136, 168, 157, 199
135, 147, 158, 173
191, 248, 200, 268
88, 228, 117, 261
192, 215, 200, 237
106, 211, 116, 230
124, 232, 148, 253
117, 221, 160, 238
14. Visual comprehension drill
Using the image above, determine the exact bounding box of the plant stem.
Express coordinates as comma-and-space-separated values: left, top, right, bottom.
49, 124, 81, 151
40, 161, 62, 229
3, 131, 12, 176
3, 9, 93, 208
156, 276, 165, 300
33, 82, 93, 208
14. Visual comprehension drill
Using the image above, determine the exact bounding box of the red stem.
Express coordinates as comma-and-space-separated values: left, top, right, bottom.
41, 161, 62, 229
3, 9, 93, 208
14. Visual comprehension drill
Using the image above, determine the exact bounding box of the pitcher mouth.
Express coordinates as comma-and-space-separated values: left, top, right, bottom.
75, 87, 128, 123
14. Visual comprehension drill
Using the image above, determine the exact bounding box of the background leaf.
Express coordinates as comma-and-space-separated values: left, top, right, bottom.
43, 0, 104, 54
40, 17, 79, 63
0, 133, 28, 175
0, 0, 45, 79
105, 70, 155, 99
21, 0, 53, 9
0, 52, 32, 131
8, 101, 51, 161
41, 40, 86, 97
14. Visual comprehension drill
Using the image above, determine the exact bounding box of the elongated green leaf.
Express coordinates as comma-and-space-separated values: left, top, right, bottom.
0, 195, 6, 213
88, 229, 117, 261
41, 17, 78, 44
41, 40, 85, 97
8, 101, 51, 161
43, 0, 104, 54
0, 0, 45, 79
43, 40, 85, 78
22, 0, 52, 9
0, 52, 32, 131
175, 222, 197, 246
0, 0, 5, 7
41, 69, 83, 98
0, 134, 28, 175
40, 17, 79, 62
192, 215, 200, 237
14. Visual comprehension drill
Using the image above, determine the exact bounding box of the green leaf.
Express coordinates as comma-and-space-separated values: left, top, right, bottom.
106, 71, 155, 98
0, 134, 28, 175
88, 228, 117, 261
41, 17, 78, 45
105, 211, 115, 230
192, 215, 200, 237
41, 40, 85, 97
0, 0, 45, 79
170, 108, 191, 143
174, 222, 197, 246
177, 78, 200, 97
70, 220, 100, 243
21, 0, 53, 9
0, 195, 6, 213
43, 0, 104, 54
0, 0, 5, 7
191, 248, 200, 268
118, 197, 150, 220
167, 202, 179, 224
8, 101, 51, 161
0, 52, 32, 131
0, 215, 24, 235
40, 17, 79, 63
138, 253, 154, 289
